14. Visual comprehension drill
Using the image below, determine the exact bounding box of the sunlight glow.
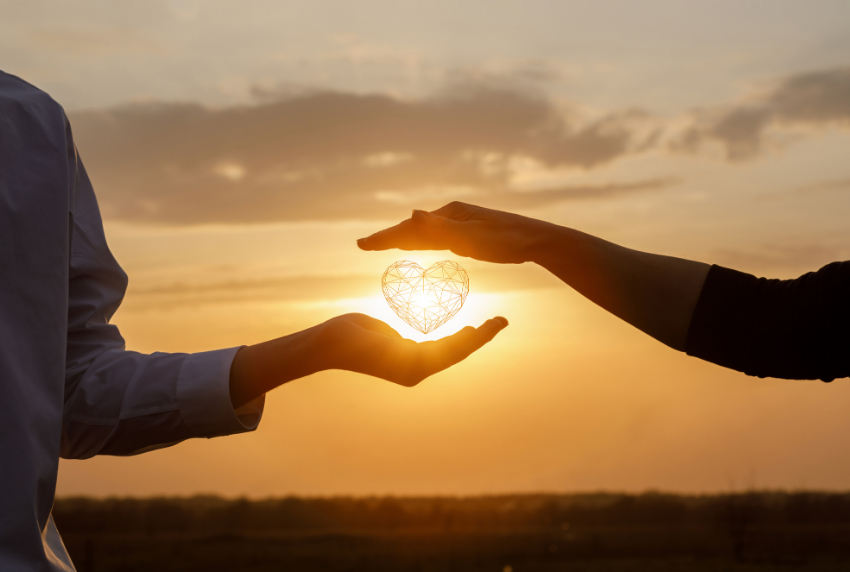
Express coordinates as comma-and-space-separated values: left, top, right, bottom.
287, 291, 515, 342
214, 161, 246, 181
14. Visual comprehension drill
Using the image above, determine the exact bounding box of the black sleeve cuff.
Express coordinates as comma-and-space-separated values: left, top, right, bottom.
686, 265, 761, 376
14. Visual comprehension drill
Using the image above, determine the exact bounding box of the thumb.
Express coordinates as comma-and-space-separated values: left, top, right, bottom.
410, 208, 478, 258
421, 316, 510, 375
412, 209, 463, 234
442, 316, 509, 359
411, 209, 440, 224
356, 210, 463, 252
473, 316, 510, 345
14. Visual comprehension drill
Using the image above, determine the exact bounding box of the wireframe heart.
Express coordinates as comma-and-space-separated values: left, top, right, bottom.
382, 261, 470, 334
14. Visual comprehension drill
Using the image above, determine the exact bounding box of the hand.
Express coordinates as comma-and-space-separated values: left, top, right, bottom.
317, 313, 508, 385
356, 201, 709, 352
230, 313, 508, 407
356, 202, 555, 264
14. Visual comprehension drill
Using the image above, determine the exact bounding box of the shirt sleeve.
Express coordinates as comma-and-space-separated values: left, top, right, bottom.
61, 117, 264, 460
685, 262, 850, 382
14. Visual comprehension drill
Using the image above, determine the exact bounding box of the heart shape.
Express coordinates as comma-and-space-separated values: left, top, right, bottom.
382, 260, 470, 334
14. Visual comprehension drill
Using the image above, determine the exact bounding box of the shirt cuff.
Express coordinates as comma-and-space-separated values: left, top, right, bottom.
176, 346, 265, 438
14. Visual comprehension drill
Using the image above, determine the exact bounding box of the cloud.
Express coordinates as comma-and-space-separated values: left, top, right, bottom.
758, 178, 850, 202
483, 178, 676, 208
123, 265, 563, 311
28, 26, 162, 56
69, 85, 660, 225
796, 178, 850, 194
675, 67, 850, 160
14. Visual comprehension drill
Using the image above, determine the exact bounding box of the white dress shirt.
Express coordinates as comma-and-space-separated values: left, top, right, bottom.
0, 71, 265, 571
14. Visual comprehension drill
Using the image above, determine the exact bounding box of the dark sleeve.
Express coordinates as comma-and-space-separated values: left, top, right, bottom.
685, 262, 850, 381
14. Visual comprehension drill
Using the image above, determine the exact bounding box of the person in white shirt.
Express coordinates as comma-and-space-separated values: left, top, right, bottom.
0, 71, 509, 572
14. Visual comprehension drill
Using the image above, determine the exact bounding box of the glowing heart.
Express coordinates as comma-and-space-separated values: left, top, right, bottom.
382, 260, 470, 334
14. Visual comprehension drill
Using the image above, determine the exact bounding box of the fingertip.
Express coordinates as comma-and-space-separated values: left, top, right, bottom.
482, 317, 508, 331
475, 317, 507, 341
357, 234, 383, 251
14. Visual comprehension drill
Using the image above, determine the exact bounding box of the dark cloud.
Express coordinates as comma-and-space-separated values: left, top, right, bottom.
73, 67, 848, 225
675, 67, 850, 160
69, 85, 659, 225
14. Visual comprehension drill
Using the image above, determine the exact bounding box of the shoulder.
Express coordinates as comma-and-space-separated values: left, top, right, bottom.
0, 71, 68, 154
0, 70, 66, 123
800, 260, 850, 299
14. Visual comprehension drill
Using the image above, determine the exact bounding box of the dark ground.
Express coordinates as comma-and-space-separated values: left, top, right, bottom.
54, 492, 850, 571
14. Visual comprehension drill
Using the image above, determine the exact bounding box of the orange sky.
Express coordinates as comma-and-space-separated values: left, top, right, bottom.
4, 0, 850, 497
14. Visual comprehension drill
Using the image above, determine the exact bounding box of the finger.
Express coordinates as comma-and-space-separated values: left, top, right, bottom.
430, 201, 477, 221
359, 317, 508, 387
357, 219, 432, 251
418, 316, 509, 375
357, 214, 457, 252
337, 313, 403, 338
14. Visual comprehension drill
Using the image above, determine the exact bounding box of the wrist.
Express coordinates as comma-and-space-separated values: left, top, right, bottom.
229, 325, 325, 408
524, 220, 569, 266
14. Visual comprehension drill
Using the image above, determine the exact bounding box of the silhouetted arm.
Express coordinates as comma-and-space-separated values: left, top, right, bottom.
64, 140, 266, 458
228, 313, 509, 409
357, 202, 709, 352
524, 224, 710, 351
358, 202, 850, 381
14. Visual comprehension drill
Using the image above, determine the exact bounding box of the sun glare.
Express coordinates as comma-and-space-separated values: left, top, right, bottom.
287, 291, 511, 343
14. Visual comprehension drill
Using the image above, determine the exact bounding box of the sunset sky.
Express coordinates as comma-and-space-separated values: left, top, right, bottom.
4, 0, 850, 497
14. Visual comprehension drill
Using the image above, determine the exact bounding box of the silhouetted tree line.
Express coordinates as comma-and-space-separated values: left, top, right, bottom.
53, 492, 850, 536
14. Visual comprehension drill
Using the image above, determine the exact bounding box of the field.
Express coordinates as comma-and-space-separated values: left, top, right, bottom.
54, 493, 850, 571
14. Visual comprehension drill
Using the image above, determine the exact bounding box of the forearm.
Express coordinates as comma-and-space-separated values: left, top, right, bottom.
530, 224, 710, 351
229, 325, 324, 409
228, 312, 509, 407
